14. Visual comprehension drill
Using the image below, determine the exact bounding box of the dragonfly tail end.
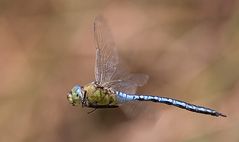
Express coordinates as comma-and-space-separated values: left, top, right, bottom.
215, 112, 227, 117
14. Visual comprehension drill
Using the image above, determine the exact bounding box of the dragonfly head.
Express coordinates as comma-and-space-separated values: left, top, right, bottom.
67, 85, 84, 106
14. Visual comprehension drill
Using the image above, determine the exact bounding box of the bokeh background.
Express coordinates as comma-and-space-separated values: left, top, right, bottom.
0, 0, 238, 142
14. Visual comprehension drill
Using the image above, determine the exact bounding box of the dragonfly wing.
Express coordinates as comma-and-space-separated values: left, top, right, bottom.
94, 16, 149, 93
107, 73, 149, 94
94, 16, 119, 84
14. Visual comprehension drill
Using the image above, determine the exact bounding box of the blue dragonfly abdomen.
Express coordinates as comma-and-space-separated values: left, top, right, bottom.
116, 91, 226, 117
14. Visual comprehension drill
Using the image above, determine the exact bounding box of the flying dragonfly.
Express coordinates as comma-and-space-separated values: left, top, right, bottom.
67, 16, 226, 117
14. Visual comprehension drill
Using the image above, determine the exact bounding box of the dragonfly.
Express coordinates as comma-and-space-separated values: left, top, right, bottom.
67, 16, 226, 117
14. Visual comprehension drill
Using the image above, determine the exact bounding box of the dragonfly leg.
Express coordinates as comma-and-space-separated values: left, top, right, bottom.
88, 108, 97, 114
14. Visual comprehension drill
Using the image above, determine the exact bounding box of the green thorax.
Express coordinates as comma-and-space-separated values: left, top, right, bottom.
83, 83, 118, 106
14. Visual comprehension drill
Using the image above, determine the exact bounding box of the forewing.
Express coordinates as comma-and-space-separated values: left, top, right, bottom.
94, 16, 149, 93
94, 16, 119, 84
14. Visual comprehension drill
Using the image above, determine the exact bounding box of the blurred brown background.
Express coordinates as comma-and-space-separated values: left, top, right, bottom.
0, 0, 238, 142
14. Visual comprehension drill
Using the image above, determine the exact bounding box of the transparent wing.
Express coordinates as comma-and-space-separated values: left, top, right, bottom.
94, 16, 119, 84
104, 73, 149, 94
94, 16, 149, 93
